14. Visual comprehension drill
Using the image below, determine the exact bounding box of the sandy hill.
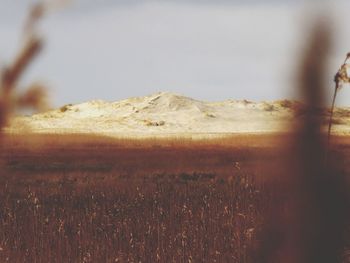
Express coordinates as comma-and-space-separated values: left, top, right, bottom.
6, 92, 350, 137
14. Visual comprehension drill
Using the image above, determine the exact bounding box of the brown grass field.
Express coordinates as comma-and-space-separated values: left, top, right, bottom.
0, 132, 350, 262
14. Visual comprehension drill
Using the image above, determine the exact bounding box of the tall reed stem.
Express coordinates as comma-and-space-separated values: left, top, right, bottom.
327, 81, 339, 150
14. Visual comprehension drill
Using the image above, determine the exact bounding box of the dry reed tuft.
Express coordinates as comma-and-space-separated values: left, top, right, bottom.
327, 53, 350, 148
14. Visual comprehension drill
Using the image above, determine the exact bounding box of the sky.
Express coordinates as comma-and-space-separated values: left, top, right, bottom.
1, 0, 350, 107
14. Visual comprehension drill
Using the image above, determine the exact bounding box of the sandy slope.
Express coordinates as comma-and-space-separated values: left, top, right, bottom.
5, 92, 350, 137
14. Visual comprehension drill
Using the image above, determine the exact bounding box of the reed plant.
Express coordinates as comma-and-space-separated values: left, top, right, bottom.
327, 53, 350, 148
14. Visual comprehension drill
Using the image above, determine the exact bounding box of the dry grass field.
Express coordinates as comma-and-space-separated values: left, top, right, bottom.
0, 132, 349, 262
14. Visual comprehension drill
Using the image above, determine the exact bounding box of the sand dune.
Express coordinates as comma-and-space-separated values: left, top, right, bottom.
6, 92, 350, 137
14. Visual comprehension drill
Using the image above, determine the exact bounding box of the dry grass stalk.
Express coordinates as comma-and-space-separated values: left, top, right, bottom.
327, 52, 350, 149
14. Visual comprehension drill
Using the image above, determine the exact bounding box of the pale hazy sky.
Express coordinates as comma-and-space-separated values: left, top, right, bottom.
1, 0, 350, 107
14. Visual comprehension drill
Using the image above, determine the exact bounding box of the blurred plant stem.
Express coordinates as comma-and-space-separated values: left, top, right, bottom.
0, 1, 70, 132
